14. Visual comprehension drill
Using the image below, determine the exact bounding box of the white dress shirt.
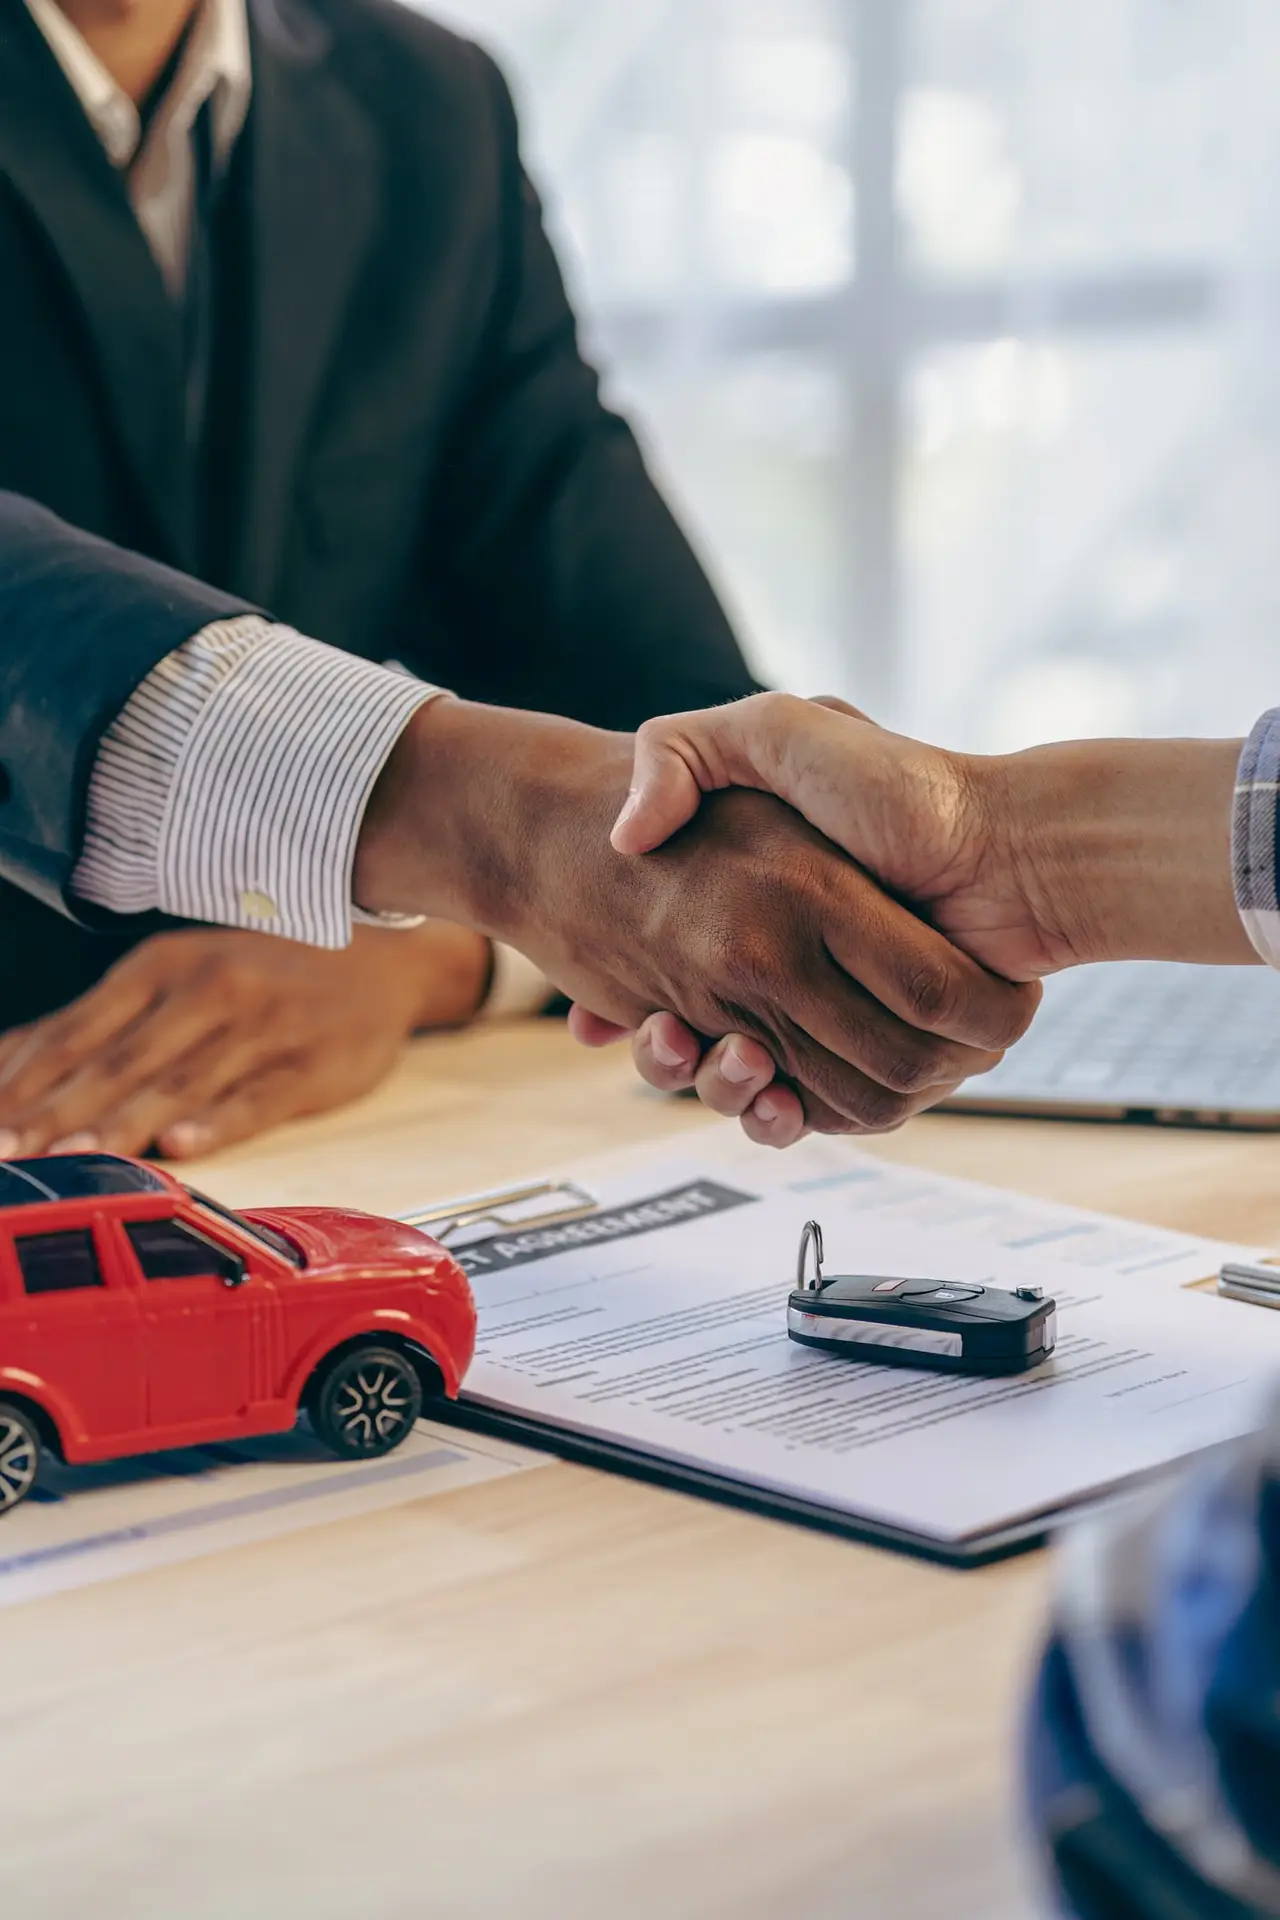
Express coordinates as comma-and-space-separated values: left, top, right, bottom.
23, 0, 549, 1016
24, 0, 251, 297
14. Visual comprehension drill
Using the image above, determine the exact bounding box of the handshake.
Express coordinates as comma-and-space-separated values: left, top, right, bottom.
356, 693, 1250, 1144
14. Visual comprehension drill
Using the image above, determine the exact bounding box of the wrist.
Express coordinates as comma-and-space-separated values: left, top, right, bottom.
981, 737, 1250, 966
408, 926, 494, 1030
353, 698, 634, 948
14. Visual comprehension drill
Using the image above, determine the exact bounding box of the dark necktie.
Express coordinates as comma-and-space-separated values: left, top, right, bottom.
185, 95, 217, 456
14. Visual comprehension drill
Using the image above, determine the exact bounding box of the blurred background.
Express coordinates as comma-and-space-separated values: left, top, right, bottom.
426, 0, 1280, 751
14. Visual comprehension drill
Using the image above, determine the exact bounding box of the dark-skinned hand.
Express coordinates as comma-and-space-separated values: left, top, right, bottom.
0, 920, 491, 1161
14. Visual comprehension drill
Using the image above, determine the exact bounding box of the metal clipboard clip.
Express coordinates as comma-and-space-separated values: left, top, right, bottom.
399, 1178, 600, 1248
1219, 1255, 1280, 1309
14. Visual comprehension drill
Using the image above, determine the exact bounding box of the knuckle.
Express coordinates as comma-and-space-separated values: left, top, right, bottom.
755, 690, 801, 730
634, 714, 671, 751
996, 980, 1042, 1049
206, 951, 268, 1007
900, 952, 959, 1030
849, 1082, 914, 1133
878, 1038, 955, 1098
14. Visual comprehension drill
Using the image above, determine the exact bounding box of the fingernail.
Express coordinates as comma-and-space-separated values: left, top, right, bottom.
0, 1130, 18, 1158
610, 791, 640, 851
719, 1043, 758, 1086
48, 1132, 99, 1154
754, 1095, 781, 1124
161, 1122, 211, 1158
650, 1032, 688, 1070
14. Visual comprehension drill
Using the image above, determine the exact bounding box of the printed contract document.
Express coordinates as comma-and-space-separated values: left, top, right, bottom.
439, 1134, 1280, 1556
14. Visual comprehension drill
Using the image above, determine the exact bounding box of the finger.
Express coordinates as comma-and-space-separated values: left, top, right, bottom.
612, 742, 705, 855
613, 693, 883, 857
0, 964, 163, 1118
15, 988, 298, 1160
691, 1035, 778, 1117
629, 1013, 707, 1093
156, 1058, 323, 1160
821, 885, 1042, 1055
740, 1086, 807, 1150
736, 981, 983, 1133
612, 694, 810, 855
111, 1003, 336, 1157
0, 988, 241, 1155
566, 1005, 633, 1048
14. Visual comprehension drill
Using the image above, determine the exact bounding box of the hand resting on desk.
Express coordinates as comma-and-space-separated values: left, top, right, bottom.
0, 922, 491, 1161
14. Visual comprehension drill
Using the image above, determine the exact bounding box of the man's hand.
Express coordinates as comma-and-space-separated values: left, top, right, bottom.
354, 699, 1039, 1133
582, 692, 1248, 1143
0, 921, 491, 1161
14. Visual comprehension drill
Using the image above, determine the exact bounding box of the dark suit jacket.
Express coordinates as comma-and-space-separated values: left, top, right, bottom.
0, 0, 755, 1020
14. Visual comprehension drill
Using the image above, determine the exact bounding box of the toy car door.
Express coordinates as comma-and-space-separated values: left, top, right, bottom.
119, 1217, 271, 1432
4, 1218, 146, 1447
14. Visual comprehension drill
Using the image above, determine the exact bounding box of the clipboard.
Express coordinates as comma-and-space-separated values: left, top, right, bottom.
401, 1180, 1059, 1570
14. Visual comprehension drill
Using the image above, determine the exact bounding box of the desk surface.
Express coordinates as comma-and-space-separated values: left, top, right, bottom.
7, 1021, 1280, 1920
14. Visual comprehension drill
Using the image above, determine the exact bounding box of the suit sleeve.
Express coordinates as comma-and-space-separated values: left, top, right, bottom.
419, 52, 763, 734
0, 491, 260, 920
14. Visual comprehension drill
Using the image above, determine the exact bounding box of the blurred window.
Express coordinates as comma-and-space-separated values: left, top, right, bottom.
425, 0, 1280, 746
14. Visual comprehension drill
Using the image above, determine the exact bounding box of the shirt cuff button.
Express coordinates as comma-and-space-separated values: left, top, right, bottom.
239, 889, 278, 920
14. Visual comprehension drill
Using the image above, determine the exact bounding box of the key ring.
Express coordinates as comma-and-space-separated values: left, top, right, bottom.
796, 1219, 825, 1292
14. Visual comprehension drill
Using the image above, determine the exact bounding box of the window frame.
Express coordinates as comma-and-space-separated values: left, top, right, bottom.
124, 1218, 247, 1288
15, 1224, 109, 1298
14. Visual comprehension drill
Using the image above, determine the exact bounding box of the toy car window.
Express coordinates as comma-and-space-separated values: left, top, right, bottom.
16, 1229, 105, 1295
0, 1164, 58, 1207
126, 1221, 242, 1284
4, 1155, 167, 1200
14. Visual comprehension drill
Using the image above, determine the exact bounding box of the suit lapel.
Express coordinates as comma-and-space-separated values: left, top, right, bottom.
0, 0, 191, 564
234, 0, 380, 605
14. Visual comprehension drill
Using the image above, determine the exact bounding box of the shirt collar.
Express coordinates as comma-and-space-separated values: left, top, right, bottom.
23, 0, 252, 173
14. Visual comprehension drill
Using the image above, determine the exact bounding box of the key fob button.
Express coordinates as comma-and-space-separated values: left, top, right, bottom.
898, 1280, 983, 1302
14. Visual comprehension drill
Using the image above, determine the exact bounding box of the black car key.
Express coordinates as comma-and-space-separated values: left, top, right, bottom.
786, 1221, 1056, 1377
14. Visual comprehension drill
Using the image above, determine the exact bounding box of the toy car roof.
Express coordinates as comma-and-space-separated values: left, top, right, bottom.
0, 1153, 171, 1211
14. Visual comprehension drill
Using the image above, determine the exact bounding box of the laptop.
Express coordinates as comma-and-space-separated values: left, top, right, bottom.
944, 962, 1280, 1130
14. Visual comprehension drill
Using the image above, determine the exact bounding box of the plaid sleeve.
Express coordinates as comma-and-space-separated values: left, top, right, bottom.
1233, 709, 1280, 968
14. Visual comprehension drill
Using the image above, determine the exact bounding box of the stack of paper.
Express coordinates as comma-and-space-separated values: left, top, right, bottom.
441, 1134, 1278, 1562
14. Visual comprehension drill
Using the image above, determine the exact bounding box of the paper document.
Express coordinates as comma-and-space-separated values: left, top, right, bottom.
444, 1134, 1277, 1550
0, 1419, 547, 1610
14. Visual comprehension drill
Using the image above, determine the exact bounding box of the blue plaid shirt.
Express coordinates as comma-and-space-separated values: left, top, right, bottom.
1234, 711, 1280, 969
1029, 715, 1280, 1918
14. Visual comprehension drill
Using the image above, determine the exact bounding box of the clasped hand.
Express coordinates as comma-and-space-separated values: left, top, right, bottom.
569, 694, 1053, 1146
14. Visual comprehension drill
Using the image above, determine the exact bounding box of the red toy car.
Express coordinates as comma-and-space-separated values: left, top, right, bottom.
0, 1153, 476, 1514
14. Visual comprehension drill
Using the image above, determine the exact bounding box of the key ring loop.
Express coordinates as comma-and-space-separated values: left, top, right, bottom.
797, 1219, 825, 1292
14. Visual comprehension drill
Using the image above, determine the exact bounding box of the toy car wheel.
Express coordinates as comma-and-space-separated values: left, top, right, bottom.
0, 1402, 41, 1514
310, 1346, 423, 1459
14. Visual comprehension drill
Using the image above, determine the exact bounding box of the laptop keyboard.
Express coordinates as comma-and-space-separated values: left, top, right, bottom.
952, 962, 1280, 1117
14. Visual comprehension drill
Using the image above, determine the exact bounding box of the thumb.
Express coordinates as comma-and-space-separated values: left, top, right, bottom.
611, 722, 708, 854
612, 693, 818, 855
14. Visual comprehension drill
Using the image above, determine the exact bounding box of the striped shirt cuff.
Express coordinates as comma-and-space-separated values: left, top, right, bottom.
1233, 708, 1280, 969
73, 617, 440, 948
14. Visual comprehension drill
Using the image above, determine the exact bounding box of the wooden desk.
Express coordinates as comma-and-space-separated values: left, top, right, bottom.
6, 1022, 1280, 1920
